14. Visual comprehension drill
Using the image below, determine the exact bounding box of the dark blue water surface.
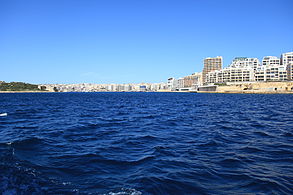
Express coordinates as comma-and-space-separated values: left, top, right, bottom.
0, 92, 292, 194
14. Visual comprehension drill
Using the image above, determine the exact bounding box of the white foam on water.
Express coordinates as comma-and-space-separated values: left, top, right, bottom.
0, 113, 7, 116
62, 182, 71, 186
107, 188, 142, 195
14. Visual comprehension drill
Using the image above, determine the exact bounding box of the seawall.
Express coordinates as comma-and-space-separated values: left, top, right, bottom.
198, 82, 293, 94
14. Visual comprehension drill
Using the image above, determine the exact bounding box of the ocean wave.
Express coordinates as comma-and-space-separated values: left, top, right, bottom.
54, 153, 155, 167
0, 92, 292, 194
9, 137, 46, 147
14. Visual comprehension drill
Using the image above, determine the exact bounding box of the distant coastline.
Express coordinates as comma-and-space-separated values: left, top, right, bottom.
1, 89, 293, 94
0, 91, 50, 93
1, 81, 293, 94
0, 82, 47, 93
1, 91, 292, 94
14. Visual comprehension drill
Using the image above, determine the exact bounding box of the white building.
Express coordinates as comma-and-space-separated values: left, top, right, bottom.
229, 57, 260, 70
255, 55, 290, 82
255, 65, 287, 82
206, 53, 293, 84
281, 52, 293, 65
206, 57, 257, 84
262, 56, 280, 66
206, 67, 254, 84
287, 63, 293, 81
167, 78, 175, 90
177, 78, 184, 89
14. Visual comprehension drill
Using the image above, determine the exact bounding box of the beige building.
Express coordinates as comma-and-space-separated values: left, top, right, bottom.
183, 72, 202, 88
202, 56, 222, 84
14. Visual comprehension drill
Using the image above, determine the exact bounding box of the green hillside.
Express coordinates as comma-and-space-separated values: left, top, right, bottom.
0, 82, 44, 91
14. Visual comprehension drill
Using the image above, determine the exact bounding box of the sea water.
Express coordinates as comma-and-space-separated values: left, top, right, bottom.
0, 92, 292, 194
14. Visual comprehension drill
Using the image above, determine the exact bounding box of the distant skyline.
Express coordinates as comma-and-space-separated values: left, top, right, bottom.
0, 0, 292, 84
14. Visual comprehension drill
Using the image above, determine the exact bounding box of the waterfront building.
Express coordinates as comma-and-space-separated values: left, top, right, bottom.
266, 65, 287, 81
193, 72, 203, 87
167, 78, 175, 90
167, 73, 202, 91
229, 57, 260, 70
177, 78, 184, 89
206, 57, 257, 84
183, 75, 193, 88
255, 55, 287, 82
202, 56, 222, 84
281, 52, 293, 81
205, 53, 293, 84
206, 67, 254, 84
262, 56, 280, 66
255, 65, 287, 82
281, 52, 293, 65
183, 73, 202, 88
139, 85, 147, 91
166, 78, 179, 91
287, 63, 293, 81
254, 67, 265, 82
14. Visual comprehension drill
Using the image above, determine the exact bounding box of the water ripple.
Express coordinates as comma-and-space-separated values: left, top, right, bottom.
0, 92, 292, 194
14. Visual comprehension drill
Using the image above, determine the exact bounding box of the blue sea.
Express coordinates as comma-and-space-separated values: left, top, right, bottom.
0, 92, 292, 194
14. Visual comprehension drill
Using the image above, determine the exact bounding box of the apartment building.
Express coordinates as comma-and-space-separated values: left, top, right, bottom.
255, 65, 287, 82
281, 52, 293, 65
255, 56, 288, 82
262, 56, 280, 66
230, 57, 260, 70
206, 57, 257, 84
206, 67, 254, 84
183, 73, 202, 88
281, 52, 293, 80
202, 56, 222, 84
167, 78, 176, 90
206, 53, 292, 84
287, 63, 293, 80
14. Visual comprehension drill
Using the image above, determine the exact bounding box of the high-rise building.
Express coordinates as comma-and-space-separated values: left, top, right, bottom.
202, 56, 222, 84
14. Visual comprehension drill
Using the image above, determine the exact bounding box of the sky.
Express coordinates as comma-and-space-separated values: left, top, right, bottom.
0, 0, 292, 84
